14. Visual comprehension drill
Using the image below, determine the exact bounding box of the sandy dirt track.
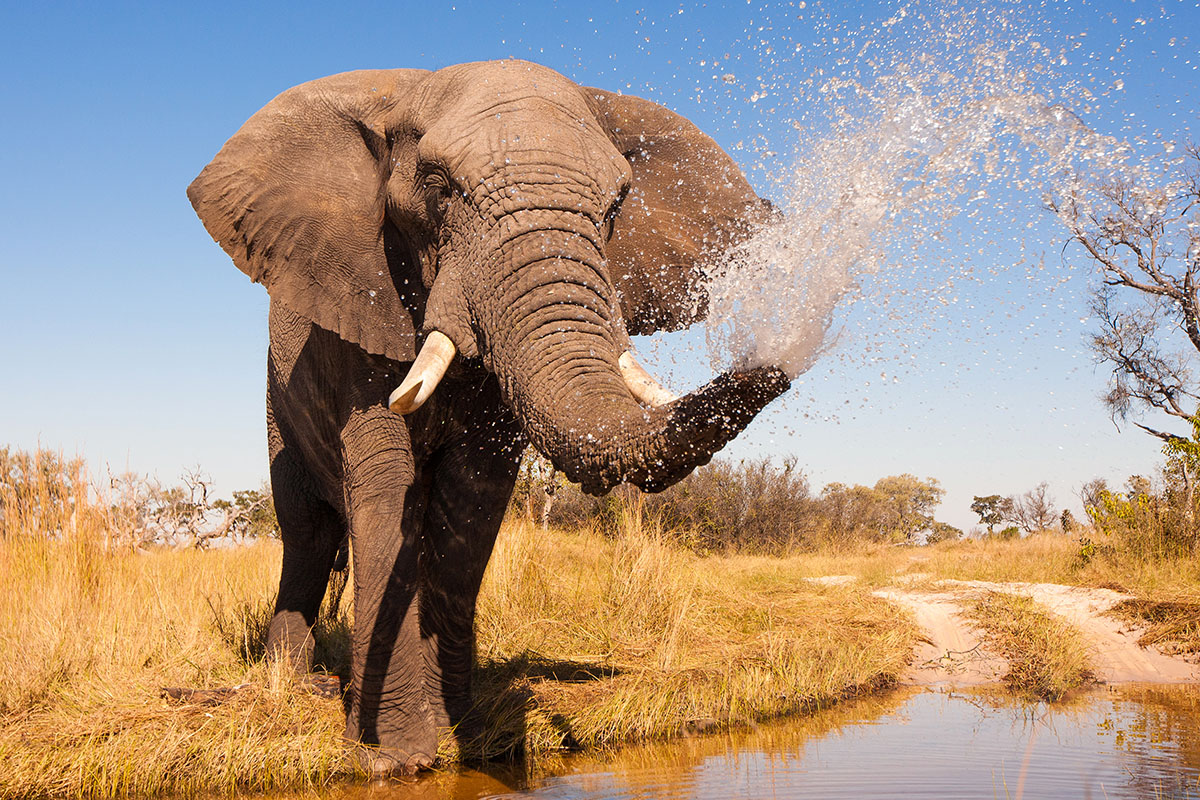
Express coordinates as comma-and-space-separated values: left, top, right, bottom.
871, 580, 1198, 685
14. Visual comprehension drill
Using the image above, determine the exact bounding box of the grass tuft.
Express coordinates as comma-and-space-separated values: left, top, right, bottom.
1108, 599, 1200, 659
966, 591, 1095, 700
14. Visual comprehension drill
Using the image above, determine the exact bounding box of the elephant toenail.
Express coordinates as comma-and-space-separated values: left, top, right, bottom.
403, 752, 434, 775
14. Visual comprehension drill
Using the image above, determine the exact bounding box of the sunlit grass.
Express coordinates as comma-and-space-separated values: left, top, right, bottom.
965, 591, 1095, 700
768, 532, 1200, 598
5, 444, 1196, 796
1108, 599, 1200, 659
0, 455, 355, 796
471, 507, 916, 760
0, 451, 917, 797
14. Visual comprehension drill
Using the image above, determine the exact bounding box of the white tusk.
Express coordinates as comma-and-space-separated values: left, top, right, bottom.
619, 350, 679, 408
389, 331, 457, 414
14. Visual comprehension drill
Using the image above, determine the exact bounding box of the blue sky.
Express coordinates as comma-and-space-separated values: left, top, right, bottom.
2, 0, 1197, 530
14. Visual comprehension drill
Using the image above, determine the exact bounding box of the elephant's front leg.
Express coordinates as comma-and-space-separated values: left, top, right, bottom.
340, 408, 436, 775
418, 413, 523, 737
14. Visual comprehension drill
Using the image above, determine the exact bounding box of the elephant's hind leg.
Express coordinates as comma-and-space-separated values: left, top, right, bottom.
266, 448, 346, 673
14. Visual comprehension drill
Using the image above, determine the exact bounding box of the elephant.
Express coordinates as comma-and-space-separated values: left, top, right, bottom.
188, 60, 789, 775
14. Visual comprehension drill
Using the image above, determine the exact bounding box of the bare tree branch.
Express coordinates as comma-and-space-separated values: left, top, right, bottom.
1051, 146, 1200, 440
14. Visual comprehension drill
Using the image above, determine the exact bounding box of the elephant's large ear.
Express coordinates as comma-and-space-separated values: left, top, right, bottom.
582, 88, 770, 335
188, 69, 426, 362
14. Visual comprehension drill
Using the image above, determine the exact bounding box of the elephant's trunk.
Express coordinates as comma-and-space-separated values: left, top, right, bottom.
475, 220, 789, 495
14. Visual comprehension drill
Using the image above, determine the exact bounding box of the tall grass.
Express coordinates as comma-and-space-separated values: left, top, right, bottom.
0, 449, 354, 796
0, 451, 918, 796
473, 504, 918, 756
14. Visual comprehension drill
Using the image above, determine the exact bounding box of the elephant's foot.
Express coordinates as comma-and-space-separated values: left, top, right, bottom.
345, 707, 439, 778
360, 748, 435, 778
266, 610, 316, 673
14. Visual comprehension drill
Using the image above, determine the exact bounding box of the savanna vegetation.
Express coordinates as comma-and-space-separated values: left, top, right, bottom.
2, 443, 1198, 796
514, 453, 956, 552
0, 447, 915, 797
966, 592, 1096, 700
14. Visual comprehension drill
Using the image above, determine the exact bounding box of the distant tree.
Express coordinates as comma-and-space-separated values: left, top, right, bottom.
873, 474, 944, 543
1008, 482, 1058, 533
510, 450, 565, 530
925, 521, 963, 545
149, 467, 212, 547
818, 482, 889, 542
0, 446, 85, 534
1078, 478, 1109, 525
211, 487, 278, 541
971, 494, 1014, 536
1060, 508, 1077, 533
1127, 474, 1154, 499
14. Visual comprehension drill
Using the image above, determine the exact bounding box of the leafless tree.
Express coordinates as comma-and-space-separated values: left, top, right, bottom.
1049, 144, 1200, 444
1007, 482, 1058, 534
107, 466, 216, 547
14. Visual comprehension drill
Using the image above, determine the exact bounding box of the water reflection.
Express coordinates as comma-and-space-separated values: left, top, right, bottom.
334, 685, 1200, 800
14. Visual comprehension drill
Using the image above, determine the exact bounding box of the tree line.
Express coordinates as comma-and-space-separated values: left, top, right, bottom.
511, 453, 957, 553
5, 443, 1197, 559
0, 447, 277, 548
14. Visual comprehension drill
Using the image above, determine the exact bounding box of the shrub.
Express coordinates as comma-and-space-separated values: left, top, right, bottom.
544, 457, 818, 553
1088, 476, 1199, 560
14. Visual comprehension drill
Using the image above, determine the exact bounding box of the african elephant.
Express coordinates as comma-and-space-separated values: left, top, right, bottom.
188, 60, 788, 774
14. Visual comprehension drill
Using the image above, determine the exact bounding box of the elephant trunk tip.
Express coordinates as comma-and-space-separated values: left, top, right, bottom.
564, 364, 791, 497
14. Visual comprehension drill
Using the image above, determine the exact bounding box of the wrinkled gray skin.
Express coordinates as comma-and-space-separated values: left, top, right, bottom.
189, 60, 789, 774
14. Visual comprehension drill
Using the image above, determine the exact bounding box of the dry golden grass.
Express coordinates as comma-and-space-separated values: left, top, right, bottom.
772, 531, 1200, 598
0, 454, 917, 797
965, 591, 1096, 700
1108, 598, 1200, 659
0, 455, 356, 796
470, 506, 916, 760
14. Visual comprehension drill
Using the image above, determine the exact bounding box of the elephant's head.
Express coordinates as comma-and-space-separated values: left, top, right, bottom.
188, 61, 788, 494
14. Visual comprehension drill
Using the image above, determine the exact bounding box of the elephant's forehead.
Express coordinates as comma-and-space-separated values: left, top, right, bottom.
436, 115, 613, 172
420, 100, 628, 202
431, 60, 592, 115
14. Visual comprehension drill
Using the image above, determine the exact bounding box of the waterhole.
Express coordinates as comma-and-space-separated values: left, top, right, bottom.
330, 684, 1200, 800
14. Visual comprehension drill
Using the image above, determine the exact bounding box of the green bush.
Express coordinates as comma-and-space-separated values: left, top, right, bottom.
1087, 477, 1199, 560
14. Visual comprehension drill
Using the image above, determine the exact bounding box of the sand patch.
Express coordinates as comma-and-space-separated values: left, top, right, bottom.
872, 581, 1197, 686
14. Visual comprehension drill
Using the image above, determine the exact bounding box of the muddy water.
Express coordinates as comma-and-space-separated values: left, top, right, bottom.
336, 684, 1200, 800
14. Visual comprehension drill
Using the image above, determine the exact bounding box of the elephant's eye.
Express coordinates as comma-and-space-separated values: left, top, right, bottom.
602, 186, 629, 241
422, 171, 453, 220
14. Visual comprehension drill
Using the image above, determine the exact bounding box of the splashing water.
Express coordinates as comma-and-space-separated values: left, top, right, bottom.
701, 2, 1144, 380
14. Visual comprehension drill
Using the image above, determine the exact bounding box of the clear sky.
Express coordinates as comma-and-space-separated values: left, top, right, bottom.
2, 0, 1197, 531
